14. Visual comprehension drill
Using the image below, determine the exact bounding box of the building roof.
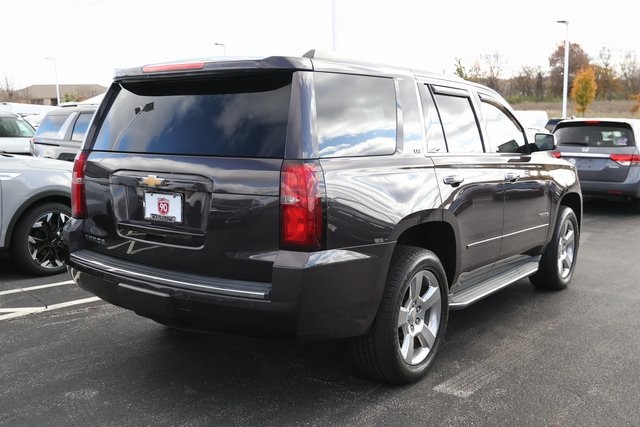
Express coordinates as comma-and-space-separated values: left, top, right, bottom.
18, 84, 108, 100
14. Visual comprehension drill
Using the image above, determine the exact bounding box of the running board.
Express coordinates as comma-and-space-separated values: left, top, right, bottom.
449, 260, 539, 310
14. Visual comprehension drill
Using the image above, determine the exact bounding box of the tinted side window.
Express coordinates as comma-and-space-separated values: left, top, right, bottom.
480, 101, 526, 152
433, 93, 483, 153
71, 112, 94, 141
35, 114, 72, 139
420, 86, 447, 153
315, 73, 396, 158
92, 74, 292, 157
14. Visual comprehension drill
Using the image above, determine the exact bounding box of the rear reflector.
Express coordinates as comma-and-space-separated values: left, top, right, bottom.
609, 153, 640, 166
280, 160, 325, 250
142, 62, 206, 73
71, 151, 89, 219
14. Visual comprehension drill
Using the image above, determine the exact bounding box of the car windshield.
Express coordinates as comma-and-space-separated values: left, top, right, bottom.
0, 116, 35, 138
554, 123, 635, 147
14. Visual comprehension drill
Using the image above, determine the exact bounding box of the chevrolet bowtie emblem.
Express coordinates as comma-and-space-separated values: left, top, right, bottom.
140, 175, 165, 187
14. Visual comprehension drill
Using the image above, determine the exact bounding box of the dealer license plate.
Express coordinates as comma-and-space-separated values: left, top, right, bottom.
144, 192, 183, 223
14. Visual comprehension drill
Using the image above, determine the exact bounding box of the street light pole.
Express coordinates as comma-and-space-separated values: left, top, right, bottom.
331, 0, 337, 52
557, 20, 570, 118
44, 57, 60, 106
214, 42, 226, 55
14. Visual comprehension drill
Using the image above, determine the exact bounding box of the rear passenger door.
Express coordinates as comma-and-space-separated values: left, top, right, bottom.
419, 84, 504, 282
477, 95, 552, 258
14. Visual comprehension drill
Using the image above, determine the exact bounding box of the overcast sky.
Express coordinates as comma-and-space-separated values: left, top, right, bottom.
2, 0, 637, 90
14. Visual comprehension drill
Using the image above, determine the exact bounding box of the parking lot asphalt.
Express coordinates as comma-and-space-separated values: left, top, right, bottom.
1, 199, 639, 426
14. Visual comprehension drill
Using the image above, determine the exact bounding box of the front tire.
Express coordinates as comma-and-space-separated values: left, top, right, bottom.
10, 201, 70, 276
351, 245, 449, 384
530, 206, 579, 290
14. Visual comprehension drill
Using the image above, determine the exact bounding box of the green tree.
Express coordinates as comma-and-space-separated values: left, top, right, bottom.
571, 66, 597, 116
62, 92, 79, 103
454, 58, 468, 79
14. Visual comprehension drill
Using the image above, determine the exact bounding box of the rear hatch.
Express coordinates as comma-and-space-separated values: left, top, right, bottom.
79, 70, 294, 283
554, 120, 638, 182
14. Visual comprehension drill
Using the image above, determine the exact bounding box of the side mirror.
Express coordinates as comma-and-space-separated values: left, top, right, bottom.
534, 133, 556, 151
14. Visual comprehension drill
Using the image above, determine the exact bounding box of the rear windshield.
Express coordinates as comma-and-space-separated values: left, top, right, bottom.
91, 73, 292, 157
35, 113, 72, 139
555, 122, 635, 148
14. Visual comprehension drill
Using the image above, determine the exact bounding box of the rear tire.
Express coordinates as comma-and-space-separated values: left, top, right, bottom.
10, 202, 70, 276
530, 206, 579, 290
351, 245, 449, 384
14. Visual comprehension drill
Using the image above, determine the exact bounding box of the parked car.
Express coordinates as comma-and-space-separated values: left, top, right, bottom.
31, 104, 97, 161
63, 51, 582, 384
545, 117, 566, 132
0, 153, 72, 275
552, 118, 640, 206
0, 111, 36, 155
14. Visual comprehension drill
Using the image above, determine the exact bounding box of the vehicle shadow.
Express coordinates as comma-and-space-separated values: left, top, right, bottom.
582, 197, 639, 216
0, 253, 71, 283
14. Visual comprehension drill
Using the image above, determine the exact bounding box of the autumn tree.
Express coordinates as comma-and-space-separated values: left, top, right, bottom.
571, 66, 597, 116
549, 42, 590, 98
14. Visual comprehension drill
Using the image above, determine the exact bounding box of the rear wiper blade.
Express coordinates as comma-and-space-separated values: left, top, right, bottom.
112, 102, 155, 150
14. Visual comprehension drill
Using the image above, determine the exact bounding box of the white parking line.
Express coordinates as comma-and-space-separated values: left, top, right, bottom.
0, 280, 75, 296
0, 296, 101, 321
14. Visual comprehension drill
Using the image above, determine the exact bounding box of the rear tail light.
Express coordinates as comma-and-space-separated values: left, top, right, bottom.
280, 160, 325, 250
71, 151, 89, 218
609, 154, 640, 166
550, 151, 562, 158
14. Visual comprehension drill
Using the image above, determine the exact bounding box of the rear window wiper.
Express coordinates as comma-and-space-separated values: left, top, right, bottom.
112, 102, 155, 150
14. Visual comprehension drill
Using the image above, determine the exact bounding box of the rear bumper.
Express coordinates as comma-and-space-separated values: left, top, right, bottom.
67, 244, 393, 341
580, 180, 640, 199
579, 166, 640, 198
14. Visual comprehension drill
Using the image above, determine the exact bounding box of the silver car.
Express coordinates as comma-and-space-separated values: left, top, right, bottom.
0, 111, 36, 156
0, 154, 72, 275
553, 118, 640, 206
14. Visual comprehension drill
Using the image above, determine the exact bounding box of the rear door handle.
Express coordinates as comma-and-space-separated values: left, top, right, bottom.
443, 175, 464, 186
504, 172, 520, 182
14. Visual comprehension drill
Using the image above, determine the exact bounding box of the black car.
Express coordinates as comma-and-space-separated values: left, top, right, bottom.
63, 51, 582, 384
31, 104, 97, 161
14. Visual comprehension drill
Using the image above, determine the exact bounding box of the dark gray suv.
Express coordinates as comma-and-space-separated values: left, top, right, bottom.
63, 51, 582, 384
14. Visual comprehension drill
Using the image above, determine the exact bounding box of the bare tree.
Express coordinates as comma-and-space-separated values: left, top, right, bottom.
1, 75, 16, 102
481, 52, 503, 91
594, 47, 619, 100
620, 51, 640, 97
512, 66, 536, 97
